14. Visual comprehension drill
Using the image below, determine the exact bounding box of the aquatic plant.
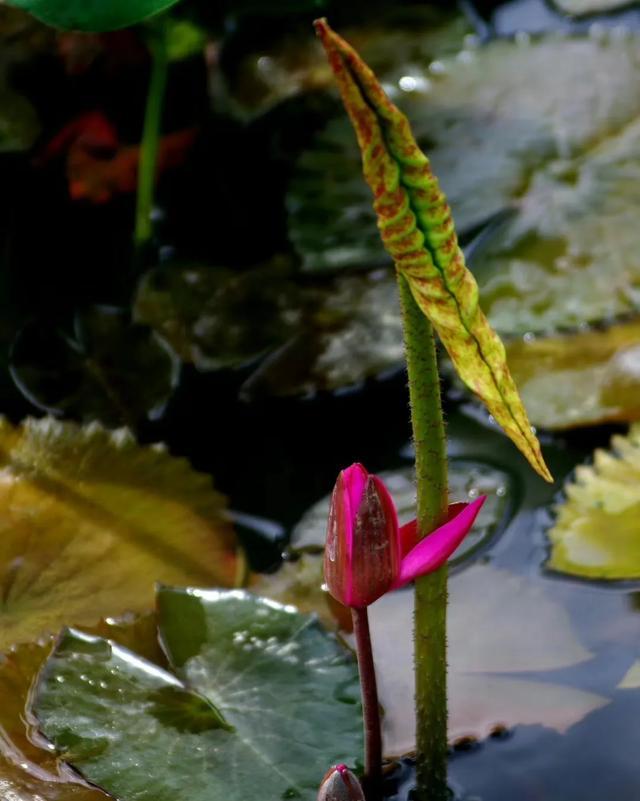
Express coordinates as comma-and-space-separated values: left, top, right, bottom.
314, 19, 551, 800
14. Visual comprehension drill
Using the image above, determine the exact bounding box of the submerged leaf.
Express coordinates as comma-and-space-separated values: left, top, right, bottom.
0, 417, 238, 650
34, 592, 362, 801
506, 318, 640, 430
5, 0, 182, 32
548, 424, 640, 580
11, 306, 179, 425
315, 20, 551, 482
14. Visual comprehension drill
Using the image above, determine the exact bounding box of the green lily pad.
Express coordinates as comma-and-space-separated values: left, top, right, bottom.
0, 416, 238, 650
10, 306, 179, 425
548, 424, 640, 580
289, 31, 640, 335
0, 86, 40, 152
34, 590, 362, 801
5, 0, 182, 32
551, 0, 637, 16
291, 458, 515, 564
506, 317, 640, 430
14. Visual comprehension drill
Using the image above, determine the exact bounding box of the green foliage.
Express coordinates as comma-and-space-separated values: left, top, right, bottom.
35, 590, 363, 801
5, 0, 183, 32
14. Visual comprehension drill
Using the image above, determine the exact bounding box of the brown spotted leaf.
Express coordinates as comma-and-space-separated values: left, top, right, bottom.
314, 20, 552, 483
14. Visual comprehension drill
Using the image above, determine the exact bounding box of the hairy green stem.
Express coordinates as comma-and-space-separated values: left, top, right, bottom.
351, 606, 382, 801
135, 16, 169, 252
397, 273, 448, 800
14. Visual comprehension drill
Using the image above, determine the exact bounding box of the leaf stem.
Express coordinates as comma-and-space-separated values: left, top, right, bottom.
351, 606, 382, 801
397, 273, 449, 801
135, 16, 170, 254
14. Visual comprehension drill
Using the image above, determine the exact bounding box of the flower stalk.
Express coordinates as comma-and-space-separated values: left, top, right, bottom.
351, 607, 382, 801
398, 274, 449, 801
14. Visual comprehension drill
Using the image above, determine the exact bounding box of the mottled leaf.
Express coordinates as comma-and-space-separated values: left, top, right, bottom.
290, 32, 640, 337
0, 416, 238, 650
506, 318, 640, 430
34, 591, 362, 801
5, 0, 182, 32
315, 20, 551, 482
548, 424, 640, 579
10, 306, 179, 426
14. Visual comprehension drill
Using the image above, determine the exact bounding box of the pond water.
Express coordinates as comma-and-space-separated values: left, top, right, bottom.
2, 0, 640, 798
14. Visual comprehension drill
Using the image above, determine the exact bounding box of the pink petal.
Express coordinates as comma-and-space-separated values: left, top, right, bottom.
398, 502, 472, 557
342, 463, 369, 539
392, 496, 487, 589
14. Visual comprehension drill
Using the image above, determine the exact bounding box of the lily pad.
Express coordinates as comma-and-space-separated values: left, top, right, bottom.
505, 318, 640, 430
0, 416, 238, 650
366, 565, 605, 753
548, 424, 640, 580
240, 269, 405, 398
551, 0, 637, 15
34, 590, 362, 801
288, 31, 640, 334
10, 306, 179, 425
0, 613, 163, 801
0, 86, 40, 152
134, 263, 302, 372
5, 0, 182, 32
225, 7, 471, 118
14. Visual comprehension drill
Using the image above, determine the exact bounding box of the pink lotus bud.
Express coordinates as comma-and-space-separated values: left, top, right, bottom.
324, 463, 487, 608
324, 463, 400, 608
317, 764, 365, 801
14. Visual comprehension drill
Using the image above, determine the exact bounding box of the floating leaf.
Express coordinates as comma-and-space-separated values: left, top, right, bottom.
34, 591, 362, 801
5, 0, 183, 32
225, 7, 469, 118
0, 417, 238, 650
315, 20, 551, 482
619, 661, 640, 689
552, 0, 634, 15
505, 318, 640, 430
10, 306, 179, 425
134, 262, 302, 372
548, 424, 640, 580
291, 32, 640, 338
241, 269, 405, 398
366, 565, 605, 753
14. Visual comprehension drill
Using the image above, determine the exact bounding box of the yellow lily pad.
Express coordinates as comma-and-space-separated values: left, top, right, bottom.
548, 424, 640, 579
0, 417, 238, 650
506, 317, 640, 430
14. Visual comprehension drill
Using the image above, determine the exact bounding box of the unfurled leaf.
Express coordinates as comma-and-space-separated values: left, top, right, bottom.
315, 20, 551, 482
0, 417, 238, 650
505, 318, 640, 430
34, 591, 362, 801
5, 0, 182, 33
548, 424, 640, 580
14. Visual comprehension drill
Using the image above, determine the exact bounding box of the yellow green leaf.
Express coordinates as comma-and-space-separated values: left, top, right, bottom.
0, 417, 239, 651
314, 19, 551, 483
548, 423, 640, 580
